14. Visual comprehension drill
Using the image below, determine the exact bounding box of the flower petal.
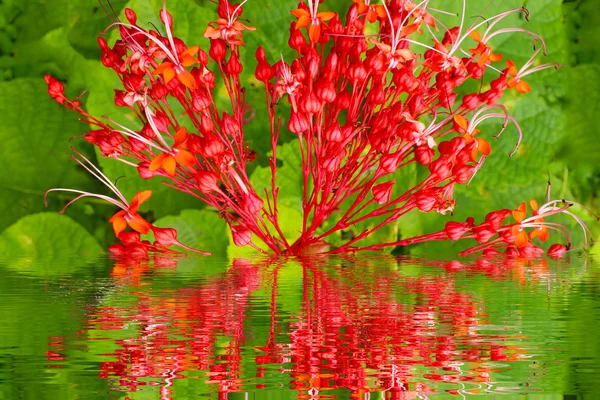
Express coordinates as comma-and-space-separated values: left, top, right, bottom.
127, 214, 151, 234
174, 149, 196, 167
162, 154, 177, 176
149, 153, 166, 172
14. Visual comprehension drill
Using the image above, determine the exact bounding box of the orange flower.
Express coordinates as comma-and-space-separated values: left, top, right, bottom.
352, 0, 386, 23
109, 191, 153, 236
527, 199, 549, 242
204, 18, 255, 46
506, 60, 531, 94
153, 46, 200, 89
291, 8, 336, 43
510, 202, 529, 248
468, 30, 503, 67
453, 115, 491, 160
149, 128, 196, 176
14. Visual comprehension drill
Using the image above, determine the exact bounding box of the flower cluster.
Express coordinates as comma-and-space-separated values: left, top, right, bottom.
45, 0, 593, 257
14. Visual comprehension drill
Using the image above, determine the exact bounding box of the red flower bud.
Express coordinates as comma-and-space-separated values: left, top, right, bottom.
225, 54, 243, 75
231, 225, 252, 247
151, 83, 168, 100
196, 171, 220, 194
547, 243, 568, 258
137, 161, 156, 180
221, 113, 240, 136
288, 112, 310, 134
461, 93, 481, 110
445, 221, 469, 241
416, 191, 438, 212
415, 144, 434, 165
429, 158, 452, 179
452, 164, 474, 184
372, 181, 394, 204
474, 225, 495, 243
152, 226, 179, 247
485, 209, 511, 230
209, 39, 227, 63
288, 24, 306, 51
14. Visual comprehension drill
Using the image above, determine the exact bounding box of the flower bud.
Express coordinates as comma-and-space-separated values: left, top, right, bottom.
231, 225, 252, 247
225, 54, 243, 75
547, 243, 568, 258
209, 39, 227, 63
288, 112, 310, 134
372, 181, 394, 204
195, 170, 220, 194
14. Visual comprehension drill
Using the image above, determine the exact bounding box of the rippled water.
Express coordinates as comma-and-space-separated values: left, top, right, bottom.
0, 254, 598, 398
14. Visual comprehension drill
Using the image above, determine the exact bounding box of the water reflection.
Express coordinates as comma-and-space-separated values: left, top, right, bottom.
33, 254, 591, 398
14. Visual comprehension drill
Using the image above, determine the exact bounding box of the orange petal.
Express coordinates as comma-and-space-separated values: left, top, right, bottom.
153, 61, 174, 75
515, 229, 529, 248
400, 23, 419, 37
515, 80, 530, 94
507, 78, 518, 89
490, 53, 503, 62
181, 54, 198, 67
127, 214, 151, 234
375, 5, 387, 18
469, 30, 481, 42
204, 25, 221, 39
317, 11, 336, 21
177, 69, 196, 90
131, 190, 152, 212
149, 153, 166, 172
181, 45, 199, 57
295, 15, 311, 29
356, 2, 368, 14
174, 127, 188, 147
476, 137, 491, 156
529, 199, 539, 212
454, 115, 468, 131
506, 59, 517, 76
291, 8, 309, 18
308, 23, 321, 43
164, 67, 176, 84
512, 202, 527, 223
109, 212, 127, 237
463, 133, 474, 144
162, 154, 177, 176
538, 227, 549, 242
174, 149, 196, 167
367, 8, 378, 23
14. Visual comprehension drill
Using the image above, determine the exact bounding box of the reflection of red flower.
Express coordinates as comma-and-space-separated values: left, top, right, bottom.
44, 257, 543, 398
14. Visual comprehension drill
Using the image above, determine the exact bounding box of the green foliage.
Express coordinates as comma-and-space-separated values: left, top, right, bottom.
153, 209, 229, 255
0, 213, 103, 266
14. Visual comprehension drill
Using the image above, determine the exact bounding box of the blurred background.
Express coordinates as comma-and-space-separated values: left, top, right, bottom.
0, 0, 598, 258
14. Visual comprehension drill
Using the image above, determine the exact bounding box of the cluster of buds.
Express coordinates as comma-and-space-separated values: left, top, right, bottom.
44, 0, 593, 257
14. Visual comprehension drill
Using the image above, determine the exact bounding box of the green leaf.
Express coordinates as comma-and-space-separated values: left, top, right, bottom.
153, 209, 229, 256
0, 78, 105, 231
0, 212, 103, 267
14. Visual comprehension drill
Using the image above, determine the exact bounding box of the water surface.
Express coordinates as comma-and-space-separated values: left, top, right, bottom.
0, 254, 598, 398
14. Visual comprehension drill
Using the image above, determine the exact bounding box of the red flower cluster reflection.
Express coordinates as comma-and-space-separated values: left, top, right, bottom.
45, 0, 594, 256
53, 258, 540, 397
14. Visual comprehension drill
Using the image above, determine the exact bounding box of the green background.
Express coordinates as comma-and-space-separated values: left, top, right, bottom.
0, 0, 598, 258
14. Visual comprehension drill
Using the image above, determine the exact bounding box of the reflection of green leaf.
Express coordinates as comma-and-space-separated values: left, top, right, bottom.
0, 213, 103, 265
153, 209, 229, 256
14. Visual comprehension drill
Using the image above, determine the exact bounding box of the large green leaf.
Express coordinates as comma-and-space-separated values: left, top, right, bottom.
153, 209, 229, 256
0, 78, 107, 231
0, 213, 103, 266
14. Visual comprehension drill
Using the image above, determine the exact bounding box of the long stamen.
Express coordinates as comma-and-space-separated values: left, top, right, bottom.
44, 188, 127, 211
103, 22, 178, 63
71, 149, 130, 206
